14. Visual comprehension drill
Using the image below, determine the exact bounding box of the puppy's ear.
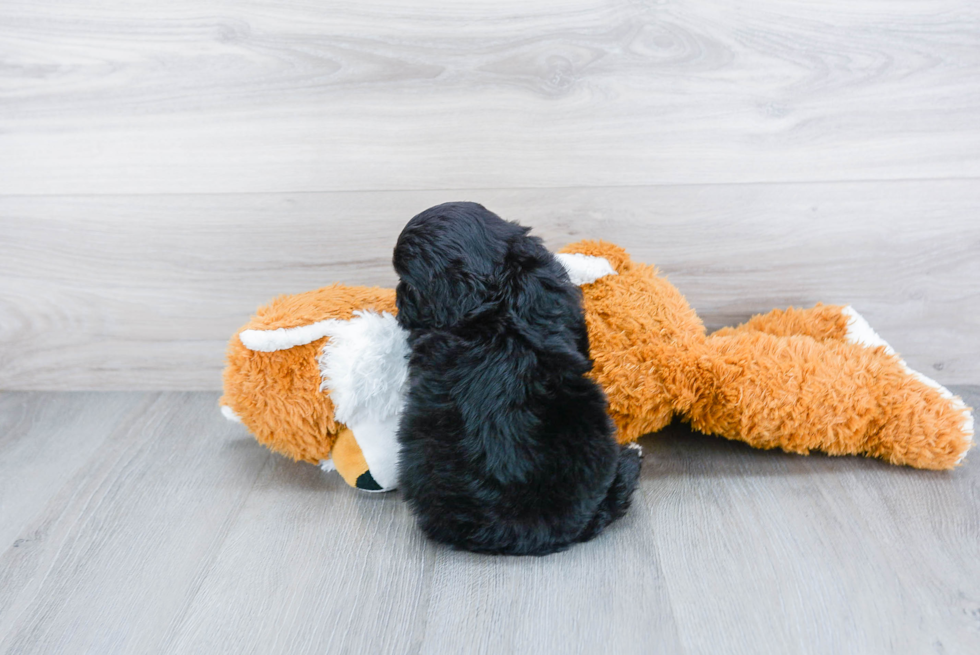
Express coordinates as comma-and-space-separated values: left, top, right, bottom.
501, 231, 560, 297
394, 279, 421, 329
436, 266, 494, 324
397, 263, 493, 330
499, 233, 592, 368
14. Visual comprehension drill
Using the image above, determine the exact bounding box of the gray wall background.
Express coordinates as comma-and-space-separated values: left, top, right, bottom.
2, 0, 978, 389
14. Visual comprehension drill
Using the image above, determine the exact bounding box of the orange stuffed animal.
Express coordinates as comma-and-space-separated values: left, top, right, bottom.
221, 240, 974, 491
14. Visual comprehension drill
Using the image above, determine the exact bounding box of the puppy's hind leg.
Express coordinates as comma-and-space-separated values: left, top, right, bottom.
576, 444, 642, 544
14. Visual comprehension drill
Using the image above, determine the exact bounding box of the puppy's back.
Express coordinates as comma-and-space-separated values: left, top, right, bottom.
394, 202, 640, 555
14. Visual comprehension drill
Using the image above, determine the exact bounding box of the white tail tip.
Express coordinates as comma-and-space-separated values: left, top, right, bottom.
220, 405, 242, 423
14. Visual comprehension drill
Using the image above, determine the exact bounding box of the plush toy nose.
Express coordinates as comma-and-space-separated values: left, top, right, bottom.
329, 427, 395, 493
355, 470, 383, 491
331, 427, 371, 488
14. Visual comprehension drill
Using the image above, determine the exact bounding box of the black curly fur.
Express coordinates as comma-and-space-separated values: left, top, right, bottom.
393, 201, 641, 556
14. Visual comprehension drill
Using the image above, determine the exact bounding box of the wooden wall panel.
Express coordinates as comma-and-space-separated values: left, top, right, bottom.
1, 0, 978, 194
2, 180, 977, 389
1, 1, 978, 388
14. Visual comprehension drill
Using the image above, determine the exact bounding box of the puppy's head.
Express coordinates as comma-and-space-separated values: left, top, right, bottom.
393, 201, 531, 330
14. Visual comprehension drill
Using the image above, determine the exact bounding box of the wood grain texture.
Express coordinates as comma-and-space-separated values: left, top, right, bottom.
0, 392, 272, 654
2, 2, 978, 650
2, 180, 978, 390
0, 389, 978, 654
1, 0, 979, 194
0, 392, 150, 556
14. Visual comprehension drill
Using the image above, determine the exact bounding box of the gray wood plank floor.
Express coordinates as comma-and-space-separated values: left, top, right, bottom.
2, 389, 978, 654
3, 3, 979, 649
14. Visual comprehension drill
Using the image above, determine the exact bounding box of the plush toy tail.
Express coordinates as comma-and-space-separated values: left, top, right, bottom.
577, 444, 643, 543
695, 311, 973, 470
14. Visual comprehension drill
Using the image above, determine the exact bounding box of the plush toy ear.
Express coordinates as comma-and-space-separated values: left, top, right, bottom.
220, 325, 341, 464
554, 253, 617, 286
238, 320, 340, 351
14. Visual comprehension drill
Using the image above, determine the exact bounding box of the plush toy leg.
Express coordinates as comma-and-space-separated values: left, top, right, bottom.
840, 307, 974, 463
693, 330, 973, 469
711, 303, 850, 342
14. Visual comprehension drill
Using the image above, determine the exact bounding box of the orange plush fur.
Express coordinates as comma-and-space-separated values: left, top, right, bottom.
221, 241, 973, 473
565, 241, 972, 469
222, 284, 394, 463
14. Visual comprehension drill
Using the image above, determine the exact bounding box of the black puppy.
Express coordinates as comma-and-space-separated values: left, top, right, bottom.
393, 202, 641, 555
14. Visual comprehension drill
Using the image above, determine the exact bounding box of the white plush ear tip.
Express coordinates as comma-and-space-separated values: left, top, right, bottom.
239, 320, 340, 352
554, 253, 617, 286
239, 329, 275, 352
220, 405, 242, 423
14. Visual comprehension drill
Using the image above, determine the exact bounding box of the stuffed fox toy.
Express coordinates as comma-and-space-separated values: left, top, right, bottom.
221, 240, 974, 491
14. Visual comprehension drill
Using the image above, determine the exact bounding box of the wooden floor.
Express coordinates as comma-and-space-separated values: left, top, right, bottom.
2, 2, 979, 652
1, 388, 978, 654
